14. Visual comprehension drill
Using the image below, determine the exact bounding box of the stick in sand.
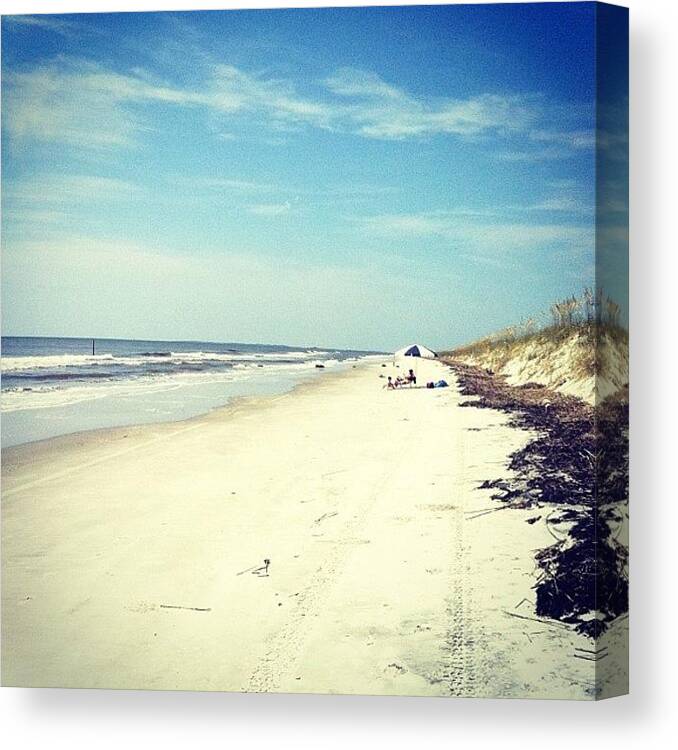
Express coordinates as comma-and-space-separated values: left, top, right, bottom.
160, 604, 211, 612
236, 558, 271, 577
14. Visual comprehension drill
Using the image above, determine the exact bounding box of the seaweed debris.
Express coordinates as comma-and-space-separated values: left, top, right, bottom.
446, 360, 628, 638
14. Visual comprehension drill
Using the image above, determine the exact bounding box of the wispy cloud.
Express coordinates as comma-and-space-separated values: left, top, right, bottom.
3, 15, 78, 36
363, 213, 450, 236
3, 56, 593, 155
524, 179, 593, 214
325, 67, 539, 140
172, 176, 275, 193
3, 59, 206, 149
495, 124, 595, 163
360, 210, 593, 252
246, 202, 292, 217
496, 148, 569, 162
529, 129, 595, 150
529, 197, 590, 213
1, 208, 68, 228
208, 64, 335, 128
169, 176, 394, 203
4, 174, 140, 204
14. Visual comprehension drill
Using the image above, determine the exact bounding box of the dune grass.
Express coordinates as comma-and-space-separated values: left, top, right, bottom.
441, 290, 628, 383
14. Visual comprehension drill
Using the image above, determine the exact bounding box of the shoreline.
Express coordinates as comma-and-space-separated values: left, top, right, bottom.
1, 357, 384, 458
1, 360, 386, 503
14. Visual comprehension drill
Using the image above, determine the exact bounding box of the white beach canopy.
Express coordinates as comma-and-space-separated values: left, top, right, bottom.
394, 344, 438, 360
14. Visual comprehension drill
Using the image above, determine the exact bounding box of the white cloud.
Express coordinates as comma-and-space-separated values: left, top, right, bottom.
326, 67, 539, 140
363, 213, 450, 236
206, 64, 335, 127
4, 15, 78, 36
173, 176, 275, 193
530, 197, 588, 212
1, 208, 67, 227
496, 126, 598, 162
2, 58, 332, 150
524, 179, 593, 214
529, 129, 595, 150
5, 174, 140, 204
3, 59, 206, 149
2, 56, 593, 154
324, 68, 403, 100
496, 148, 570, 162
5, 63, 140, 148
246, 202, 292, 217
361, 210, 593, 252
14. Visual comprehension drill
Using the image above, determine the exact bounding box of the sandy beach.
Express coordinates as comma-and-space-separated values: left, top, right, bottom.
1, 358, 620, 698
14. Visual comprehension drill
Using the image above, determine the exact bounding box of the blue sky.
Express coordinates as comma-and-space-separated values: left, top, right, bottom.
1, 3, 626, 351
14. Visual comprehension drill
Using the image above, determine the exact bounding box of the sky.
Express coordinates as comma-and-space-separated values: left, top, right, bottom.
1, 3, 628, 351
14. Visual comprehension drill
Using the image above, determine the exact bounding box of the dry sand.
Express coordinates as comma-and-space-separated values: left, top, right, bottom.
1, 359, 616, 697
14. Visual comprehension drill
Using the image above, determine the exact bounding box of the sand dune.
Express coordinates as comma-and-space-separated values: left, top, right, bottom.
446, 327, 629, 404
1, 359, 613, 697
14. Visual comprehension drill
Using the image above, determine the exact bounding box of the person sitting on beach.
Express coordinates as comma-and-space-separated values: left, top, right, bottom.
405, 369, 416, 386
384, 376, 396, 389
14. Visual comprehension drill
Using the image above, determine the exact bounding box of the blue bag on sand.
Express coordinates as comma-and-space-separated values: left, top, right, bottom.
435, 380, 449, 388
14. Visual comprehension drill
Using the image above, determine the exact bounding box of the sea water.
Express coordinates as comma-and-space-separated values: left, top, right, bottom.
1, 336, 380, 447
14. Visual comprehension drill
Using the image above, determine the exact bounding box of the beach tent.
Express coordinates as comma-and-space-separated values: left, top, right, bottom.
394, 344, 438, 359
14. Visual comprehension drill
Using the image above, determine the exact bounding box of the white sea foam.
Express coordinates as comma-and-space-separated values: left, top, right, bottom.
0, 357, 346, 413
0, 349, 330, 372
1, 353, 117, 371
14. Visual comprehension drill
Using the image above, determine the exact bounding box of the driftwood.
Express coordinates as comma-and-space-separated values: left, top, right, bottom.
573, 652, 608, 662
160, 604, 211, 612
502, 610, 571, 631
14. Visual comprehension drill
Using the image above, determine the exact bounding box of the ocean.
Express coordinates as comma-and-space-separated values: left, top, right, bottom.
1, 336, 381, 447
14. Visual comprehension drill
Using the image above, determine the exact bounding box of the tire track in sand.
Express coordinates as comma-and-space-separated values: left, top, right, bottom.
434, 375, 489, 697
439, 499, 480, 696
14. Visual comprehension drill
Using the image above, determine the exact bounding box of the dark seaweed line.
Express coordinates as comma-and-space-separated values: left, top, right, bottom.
444, 360, 629, 639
